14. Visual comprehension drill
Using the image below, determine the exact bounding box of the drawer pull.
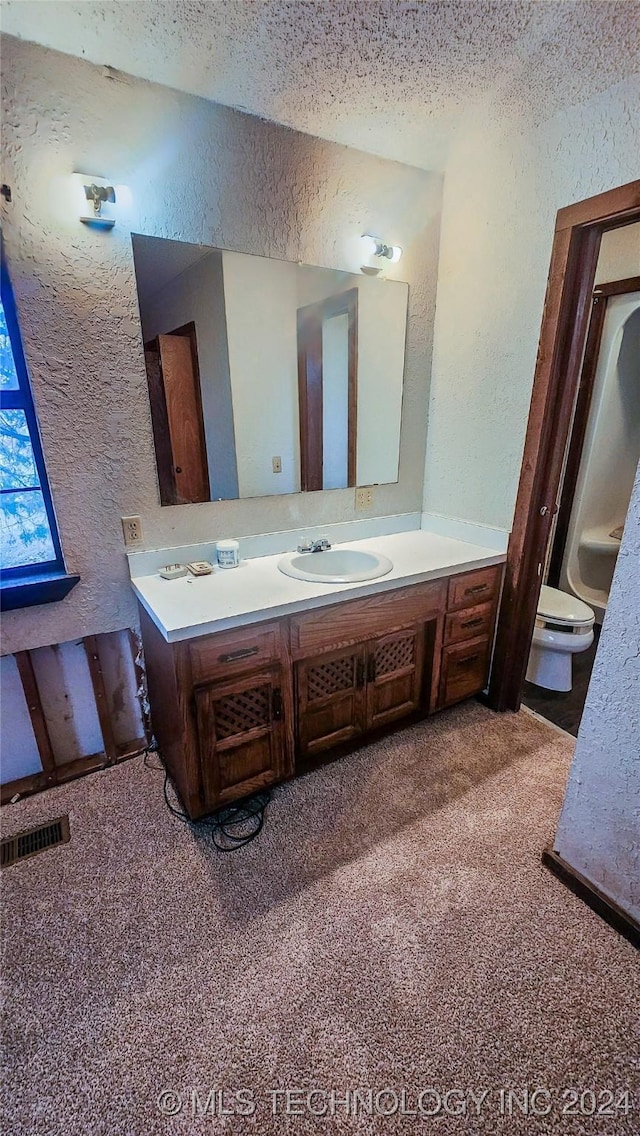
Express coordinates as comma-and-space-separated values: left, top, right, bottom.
456, 653, 480, 667
465, 584, 488, 596
461, 617, 484, 629
219, 646, 259, 664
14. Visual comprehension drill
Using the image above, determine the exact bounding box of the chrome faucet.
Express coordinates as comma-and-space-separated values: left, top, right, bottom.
297, 537, 332, 553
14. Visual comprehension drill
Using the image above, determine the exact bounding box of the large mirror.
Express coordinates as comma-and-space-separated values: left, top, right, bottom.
131, 235, 409, 504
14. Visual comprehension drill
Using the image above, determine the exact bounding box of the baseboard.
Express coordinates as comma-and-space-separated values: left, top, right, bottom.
542, 848, 639, 949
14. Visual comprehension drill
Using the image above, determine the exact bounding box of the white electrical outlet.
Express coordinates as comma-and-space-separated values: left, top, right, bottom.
272, 456, 282, 473
355, 486, 374, 510
121, 515, 143, 547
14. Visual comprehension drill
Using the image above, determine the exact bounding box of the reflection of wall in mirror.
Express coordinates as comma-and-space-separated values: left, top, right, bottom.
221, 252, 301, 498
137, 247, 239, 500
296, 267, 407, 485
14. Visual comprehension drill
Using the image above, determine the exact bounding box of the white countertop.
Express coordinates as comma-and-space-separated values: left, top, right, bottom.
131, 530, 505, 643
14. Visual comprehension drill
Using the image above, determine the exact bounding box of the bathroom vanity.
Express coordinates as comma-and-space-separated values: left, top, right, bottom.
132, 532, 505, 819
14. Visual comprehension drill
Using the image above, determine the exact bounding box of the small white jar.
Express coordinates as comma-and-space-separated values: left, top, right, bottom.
216, 539, 240, 569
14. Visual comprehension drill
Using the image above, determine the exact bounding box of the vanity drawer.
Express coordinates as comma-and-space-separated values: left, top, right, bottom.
444, 601, 495, 645
290, 579, 446, 658
447, 565, 501, 611
438, 635, 492, 708
190, 622, 282, 685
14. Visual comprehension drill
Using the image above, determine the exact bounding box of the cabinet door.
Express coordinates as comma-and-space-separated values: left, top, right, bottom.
295, 644, 366, 758
366, 625, 425, 730
195, 668, 291, 810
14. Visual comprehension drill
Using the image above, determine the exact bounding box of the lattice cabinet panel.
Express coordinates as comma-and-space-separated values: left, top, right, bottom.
306, 656, 355, 702
374, 631, 416, 678
213, 684, 272, 739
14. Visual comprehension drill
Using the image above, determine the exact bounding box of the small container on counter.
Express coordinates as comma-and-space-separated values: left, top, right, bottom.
216, 539, 240, 569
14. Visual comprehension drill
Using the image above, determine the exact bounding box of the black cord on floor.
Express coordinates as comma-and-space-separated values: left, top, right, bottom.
144, 744, 270, 851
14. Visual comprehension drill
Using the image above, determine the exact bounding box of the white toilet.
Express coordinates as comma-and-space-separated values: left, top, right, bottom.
526, 585, 595, 692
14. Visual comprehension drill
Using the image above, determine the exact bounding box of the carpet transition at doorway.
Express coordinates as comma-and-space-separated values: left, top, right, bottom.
1, 703, 638, 1135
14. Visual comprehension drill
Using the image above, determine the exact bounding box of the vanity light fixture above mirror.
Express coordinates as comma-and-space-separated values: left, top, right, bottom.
75, 173, 117, 228
361, 234, 403, 263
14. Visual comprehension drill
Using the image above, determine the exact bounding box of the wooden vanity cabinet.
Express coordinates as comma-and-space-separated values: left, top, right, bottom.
138, 562, 503, 819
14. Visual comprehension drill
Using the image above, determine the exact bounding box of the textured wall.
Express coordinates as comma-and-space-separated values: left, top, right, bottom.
0, 36, 441, 654
553, 459, 640, 920
422, 79, 640, 920
423, 75, 640, 530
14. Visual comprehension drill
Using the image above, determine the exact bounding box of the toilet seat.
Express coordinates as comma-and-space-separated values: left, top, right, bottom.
537, 584, 594, 628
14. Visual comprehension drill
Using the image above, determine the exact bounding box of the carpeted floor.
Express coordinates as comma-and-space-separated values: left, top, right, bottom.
1, 702, 638, 1135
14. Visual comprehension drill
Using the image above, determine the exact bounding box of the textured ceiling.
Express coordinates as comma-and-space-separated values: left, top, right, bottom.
2, 1, 639, 169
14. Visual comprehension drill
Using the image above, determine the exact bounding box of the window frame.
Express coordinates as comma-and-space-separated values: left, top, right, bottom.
0, 245, 79, 608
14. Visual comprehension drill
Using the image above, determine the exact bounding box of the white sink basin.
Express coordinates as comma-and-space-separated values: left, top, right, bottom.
278, 547, 393, 584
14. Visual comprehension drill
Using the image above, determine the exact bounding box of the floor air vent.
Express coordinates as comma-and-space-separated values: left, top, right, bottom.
1, 815, 70, 867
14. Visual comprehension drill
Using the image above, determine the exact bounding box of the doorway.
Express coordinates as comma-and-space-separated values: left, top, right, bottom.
489, 180, 640, 720
143, 321, 210, 505
521, 272, 640, 734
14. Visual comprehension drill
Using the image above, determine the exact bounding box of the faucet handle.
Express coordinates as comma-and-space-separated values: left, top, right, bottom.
297, 538, 313, 553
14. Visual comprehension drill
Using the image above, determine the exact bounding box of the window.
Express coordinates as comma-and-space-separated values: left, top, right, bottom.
0, 247, 79, 608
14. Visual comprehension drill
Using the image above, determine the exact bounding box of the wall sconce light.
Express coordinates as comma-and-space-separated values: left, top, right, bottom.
361, 234, 403, 263
77, 175, 117, 228
84, 183, 115, 215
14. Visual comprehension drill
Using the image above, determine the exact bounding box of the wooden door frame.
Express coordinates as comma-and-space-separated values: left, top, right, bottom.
547, 274, 640, 587
488, 180, 640, 711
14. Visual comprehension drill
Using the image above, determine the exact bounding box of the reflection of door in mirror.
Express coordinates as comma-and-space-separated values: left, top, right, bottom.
144, 322, 210, 505
297, 288, 358, 492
